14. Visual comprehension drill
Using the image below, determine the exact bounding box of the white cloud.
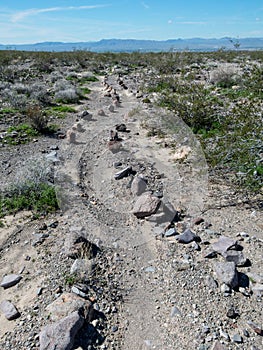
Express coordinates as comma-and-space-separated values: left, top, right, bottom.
142, 2, 149, 9
11, 5, 109, 23
168, 20, 173, 24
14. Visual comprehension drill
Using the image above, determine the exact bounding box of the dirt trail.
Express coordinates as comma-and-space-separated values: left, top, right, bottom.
55, 74, 209, 349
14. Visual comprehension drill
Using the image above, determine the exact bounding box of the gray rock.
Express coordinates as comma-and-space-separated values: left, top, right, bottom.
176, 228, 199, 244
114, 166, 132, 180
222, 250, 247, 266
46, 292, 93, 322
70, 259, 93, 277
164, 227, 177, 237
132, 193, 161, 218
0, 300, 20, 320
232, 334, 243, 343
1, 274, 22, 289
45, 151, 59, 163
170, 305, 181, 317
131, 176, 147, 196
146, 200, 176, 225
205, 276, 218, 290
39, 311, 84, 350
212, 236, 237, 255
214, 262, 239, 288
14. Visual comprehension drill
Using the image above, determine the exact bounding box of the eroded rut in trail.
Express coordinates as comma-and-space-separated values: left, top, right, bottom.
55, 74, 209, 349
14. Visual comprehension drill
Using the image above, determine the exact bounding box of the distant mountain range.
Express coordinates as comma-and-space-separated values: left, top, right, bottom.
1, 37, 263, 52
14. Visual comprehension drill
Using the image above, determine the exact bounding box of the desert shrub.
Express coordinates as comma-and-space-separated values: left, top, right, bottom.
209, 64, 241, 88
26, 105, 48, 132
54, 88, 80, 103
29, 83, 52, 106
0, 159, 58, 217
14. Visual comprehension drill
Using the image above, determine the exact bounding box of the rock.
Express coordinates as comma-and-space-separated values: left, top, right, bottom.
70, 258, 94, 277
46, 151, 59, 163
66, 130, 76, 144
72, 122, 85, 132
114, 166, 132, 180
192, 217, 204, 225
39, 311, 84, 350
211, 340, 227, 350
203, 248, 217, 259
222, 250, 247, 266
97, 109, 105, 116
65, 231, 100, 259
205, 276, 218, 290
176, 228, 200, 244
212, 236, 237, 255
251, 283, 263, 297
247, 321, 263, 336
0, 300, 20, 320
132, 193, 161, 218
131, 176, 147, 196
46, 293, 93, 322
71, 286, 89, 300
226, 307, 239, 319
146, 200, 177, 225
170, 305, 181, 317
108, 105, 114, 112
115, 123, 127, 132
213, 262, 239, 288
164, 227, 177, 237
232, 334, 243, 343
1, 274, 22, 289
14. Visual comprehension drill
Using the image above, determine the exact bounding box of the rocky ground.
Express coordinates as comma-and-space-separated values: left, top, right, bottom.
0, 68, 262, 350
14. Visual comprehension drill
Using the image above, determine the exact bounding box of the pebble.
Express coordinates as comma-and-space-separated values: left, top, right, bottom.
176, 228, 200, 244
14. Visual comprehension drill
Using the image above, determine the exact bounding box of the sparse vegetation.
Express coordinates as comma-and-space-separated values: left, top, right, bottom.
0, 160, 59, 218
0, 49, 262, 194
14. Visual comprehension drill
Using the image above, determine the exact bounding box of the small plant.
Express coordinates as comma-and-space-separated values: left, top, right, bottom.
0, 220, 4, 228
80, 87, 91, 95
0, 159, 59, 218
26, 105, 48, 133
54, 88, 80, 104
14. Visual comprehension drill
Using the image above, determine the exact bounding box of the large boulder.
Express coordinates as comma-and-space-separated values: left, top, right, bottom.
39, 311, 84, 350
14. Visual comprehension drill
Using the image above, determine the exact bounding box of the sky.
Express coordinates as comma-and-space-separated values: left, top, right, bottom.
0, 1, 263, 44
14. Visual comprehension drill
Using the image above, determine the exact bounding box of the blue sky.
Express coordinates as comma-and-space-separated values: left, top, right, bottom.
1, 1, 263, 44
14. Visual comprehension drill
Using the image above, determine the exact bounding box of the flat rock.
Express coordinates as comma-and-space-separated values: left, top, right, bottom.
70, 259, 94, 277
0, 300, 20, 320
132, 193, 161, 218
1, 274, 22, 289
131, 176, 147, 196
164, 227, 177, 237
176, 228, 200, 244
212, 236, 237, 255
46, 293, 93, 322
213, 261, 239, 288
39, 311, 84, 350
222, 250, 247, 266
